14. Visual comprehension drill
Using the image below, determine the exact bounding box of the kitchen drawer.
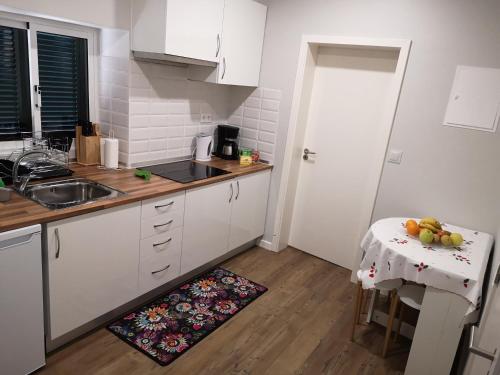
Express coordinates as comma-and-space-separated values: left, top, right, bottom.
142, 192, 185, 219
141, 211, 184, 239
140, 227, 182, 260
139, 248, 181, 294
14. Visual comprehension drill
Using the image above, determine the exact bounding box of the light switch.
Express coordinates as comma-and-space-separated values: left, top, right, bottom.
387, 149, 403, 164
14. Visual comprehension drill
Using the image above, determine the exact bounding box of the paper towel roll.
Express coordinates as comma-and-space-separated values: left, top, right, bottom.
100, 138, 106, 166
104, 138, 119, 169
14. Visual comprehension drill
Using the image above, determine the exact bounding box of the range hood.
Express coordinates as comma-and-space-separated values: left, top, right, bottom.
132, 51, 217, 68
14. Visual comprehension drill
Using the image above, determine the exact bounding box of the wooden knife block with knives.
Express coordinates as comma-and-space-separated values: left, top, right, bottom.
76, 122, 101, 166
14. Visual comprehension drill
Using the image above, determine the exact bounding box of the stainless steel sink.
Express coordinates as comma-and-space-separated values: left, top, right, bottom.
22, 178, 125, 209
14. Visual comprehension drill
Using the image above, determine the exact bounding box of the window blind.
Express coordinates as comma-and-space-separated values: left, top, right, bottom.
0, 25, 31, 140
37, 31, 89, 136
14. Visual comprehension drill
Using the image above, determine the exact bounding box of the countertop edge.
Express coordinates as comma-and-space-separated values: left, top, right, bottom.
0, 161, 273, 233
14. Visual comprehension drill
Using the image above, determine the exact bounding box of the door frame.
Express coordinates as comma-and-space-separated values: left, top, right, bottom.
270, 35, 411, 275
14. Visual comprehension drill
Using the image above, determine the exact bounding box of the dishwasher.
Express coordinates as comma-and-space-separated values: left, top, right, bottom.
0, 224, 45, 374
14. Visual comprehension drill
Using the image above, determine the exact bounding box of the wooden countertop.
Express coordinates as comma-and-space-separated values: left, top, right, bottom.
0, 158, 272, 233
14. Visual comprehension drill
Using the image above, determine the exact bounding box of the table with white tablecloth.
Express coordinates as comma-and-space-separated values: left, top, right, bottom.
358, 217, 494, 375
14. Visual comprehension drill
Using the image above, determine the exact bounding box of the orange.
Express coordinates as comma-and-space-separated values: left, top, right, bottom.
405, 219, 420, 236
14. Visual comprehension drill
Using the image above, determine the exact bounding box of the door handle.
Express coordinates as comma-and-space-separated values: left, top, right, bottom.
303, 148, 317, 161
0, 233, 35, 251
55, 228, 61, 259
34, 85, 42, 109
222, 57, 227, 80
216, 33, 221, 57
235, 180, 240, 200
229, 182, 233, 203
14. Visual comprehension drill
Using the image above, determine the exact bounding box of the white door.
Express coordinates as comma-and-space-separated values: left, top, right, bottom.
46, 204, 141, 339
218, 0, 267, 86
289, 46, 399, 270
229, 170, 271, 249
181, 180, 232, 274
165, 0, 224, 62
465, 266, 500, 374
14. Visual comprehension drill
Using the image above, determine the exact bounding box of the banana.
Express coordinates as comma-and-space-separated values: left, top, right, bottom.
419, 223, 440, 233
420, 217, 442, 230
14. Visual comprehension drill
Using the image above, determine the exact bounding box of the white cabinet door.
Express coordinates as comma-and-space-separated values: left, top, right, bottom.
46, 204, 141, 339
165, 0, 224, 62
229, 170, 271, 249
181, 180, 232, 274
132, 0, 224, 63
218, 0, 267, 86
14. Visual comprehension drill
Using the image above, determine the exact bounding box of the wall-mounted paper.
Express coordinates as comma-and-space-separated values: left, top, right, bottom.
443, 65, 500, 132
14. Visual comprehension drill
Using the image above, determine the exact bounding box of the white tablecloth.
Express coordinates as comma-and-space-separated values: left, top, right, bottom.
359, 218, 493, 313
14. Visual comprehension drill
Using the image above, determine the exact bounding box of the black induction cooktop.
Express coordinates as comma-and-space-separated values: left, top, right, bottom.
140, 160, 230, 183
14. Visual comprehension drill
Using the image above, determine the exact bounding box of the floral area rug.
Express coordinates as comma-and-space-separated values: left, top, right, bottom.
107, 267, 267, 366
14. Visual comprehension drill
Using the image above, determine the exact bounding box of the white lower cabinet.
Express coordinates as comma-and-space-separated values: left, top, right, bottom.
182, 171, 271, 274
45, 203, 141, 340
229, 170, 271, 249
44, 171, 270, 343
181, 179, 232, 274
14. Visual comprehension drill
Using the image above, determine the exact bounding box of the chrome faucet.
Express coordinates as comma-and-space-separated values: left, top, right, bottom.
13, 150, 50, 193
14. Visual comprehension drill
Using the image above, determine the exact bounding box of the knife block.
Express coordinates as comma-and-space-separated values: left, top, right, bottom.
76, 124, 101, 166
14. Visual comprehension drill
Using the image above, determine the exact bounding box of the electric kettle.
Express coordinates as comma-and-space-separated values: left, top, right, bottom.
195, 133, 213, 161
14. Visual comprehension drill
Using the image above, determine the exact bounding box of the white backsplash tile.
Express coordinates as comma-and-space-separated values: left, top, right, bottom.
99, 54, 278, 167
227, 87, 281, 164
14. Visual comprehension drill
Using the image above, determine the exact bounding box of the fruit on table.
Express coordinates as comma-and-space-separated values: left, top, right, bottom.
419, 228, 434, 244
418, 217, 442, 233
441, 235, 452, 247
433, 234, 440, 243
420, 217, 442, 230
405, 219, 420, 236
450, 233, 464, 246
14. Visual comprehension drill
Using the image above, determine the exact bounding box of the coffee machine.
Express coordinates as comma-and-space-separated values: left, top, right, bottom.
215, 125, 240, 160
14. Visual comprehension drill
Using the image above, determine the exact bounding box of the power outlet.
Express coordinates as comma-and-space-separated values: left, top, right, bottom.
200, 113, 213, 124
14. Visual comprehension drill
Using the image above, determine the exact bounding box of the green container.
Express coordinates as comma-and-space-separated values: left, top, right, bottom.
240, 148, 252, 157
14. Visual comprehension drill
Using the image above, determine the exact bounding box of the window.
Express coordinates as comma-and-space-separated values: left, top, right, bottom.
37, 31, 89, 137
0, 25, 32, 140
0, 17, 96, 142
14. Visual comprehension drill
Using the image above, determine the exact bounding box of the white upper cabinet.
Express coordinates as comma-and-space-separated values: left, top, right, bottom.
132, 0, 267, 87
132, 0, 224, 63
217, 0, 267, 86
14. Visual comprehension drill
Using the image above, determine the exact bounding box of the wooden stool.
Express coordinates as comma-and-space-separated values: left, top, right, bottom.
382, 283, 425, 357
351, 275, 402, 346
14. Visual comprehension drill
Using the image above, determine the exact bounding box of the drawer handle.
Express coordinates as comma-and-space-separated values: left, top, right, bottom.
155, 201, 174, 209
153, 237, 172, 248
154, 219, 174, 228
151, 264, 171, 275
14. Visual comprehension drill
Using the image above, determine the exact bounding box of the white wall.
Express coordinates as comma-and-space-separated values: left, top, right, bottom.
0, 0, 130, 29
259, 0, 500, 246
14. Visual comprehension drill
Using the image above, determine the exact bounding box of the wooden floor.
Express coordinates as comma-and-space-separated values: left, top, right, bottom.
39, 247, 408, 375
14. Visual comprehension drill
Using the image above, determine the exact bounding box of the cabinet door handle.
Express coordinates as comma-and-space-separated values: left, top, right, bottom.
222, 57, 226, 80
229, 183, 233, 203
153, 237, 172, 248
154, 219, 174, 228
216, 33, 220, 57
236, 180, 240, 200
55, 228, 61, 259
155, 201, 174, 209
151, 264, 171, 275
